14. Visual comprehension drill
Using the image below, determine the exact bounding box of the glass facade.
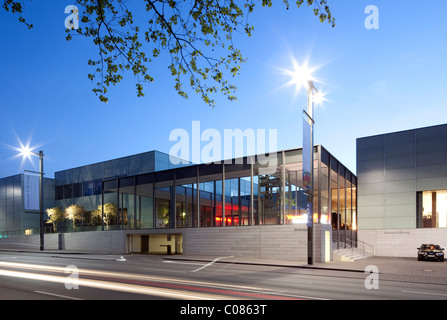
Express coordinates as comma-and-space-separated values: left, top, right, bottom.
49, 150, 191, 233
329, 155, 357, 248
102, 146, 357, 246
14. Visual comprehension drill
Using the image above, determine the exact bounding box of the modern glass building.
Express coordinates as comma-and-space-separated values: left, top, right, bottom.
100, 146, 357, 255
357, 123, 447, 256
6, 123, 446, 259
0, 146, 356, 262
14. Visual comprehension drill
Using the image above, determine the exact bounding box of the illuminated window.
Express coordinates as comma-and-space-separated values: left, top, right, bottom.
421, 190, 447, 228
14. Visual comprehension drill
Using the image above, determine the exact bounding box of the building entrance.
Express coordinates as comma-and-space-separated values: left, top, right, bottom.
128, 233, 183, 254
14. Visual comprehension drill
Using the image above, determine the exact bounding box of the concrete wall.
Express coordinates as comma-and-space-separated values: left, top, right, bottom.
182, 224, 309, 262
0, 224, 327, 263
0, 230, 126, 254
57, 230, 126, 254
359, 228, 447, 257
313, 224, 332, 262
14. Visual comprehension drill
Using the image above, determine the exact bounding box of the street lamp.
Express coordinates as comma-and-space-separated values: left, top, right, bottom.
285, 61, 322, 265
304, 79, 317, 265
19, 146, 45, 251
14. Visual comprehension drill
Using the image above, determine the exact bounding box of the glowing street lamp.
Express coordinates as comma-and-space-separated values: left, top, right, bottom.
18, 145, 45, 251
286, 60, 322, 265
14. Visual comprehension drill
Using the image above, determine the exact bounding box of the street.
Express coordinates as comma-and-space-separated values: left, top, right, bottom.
0, 252, 446, 304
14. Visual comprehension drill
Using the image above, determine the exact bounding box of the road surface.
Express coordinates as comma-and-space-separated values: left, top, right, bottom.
0, 251, 446, 305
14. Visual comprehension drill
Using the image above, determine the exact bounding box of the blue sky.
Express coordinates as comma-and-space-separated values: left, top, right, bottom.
1, 0, 446, 178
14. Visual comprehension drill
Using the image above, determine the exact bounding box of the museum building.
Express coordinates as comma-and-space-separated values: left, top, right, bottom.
0, 146, 357, 263
4, 123, 446, 260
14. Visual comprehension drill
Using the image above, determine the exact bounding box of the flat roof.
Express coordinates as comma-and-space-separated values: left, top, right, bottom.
357, 123, 447, 141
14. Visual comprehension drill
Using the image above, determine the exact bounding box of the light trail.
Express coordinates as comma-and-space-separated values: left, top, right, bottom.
0, 260, 297, 300
0, 266, 233, 300
0, 260, 267, 293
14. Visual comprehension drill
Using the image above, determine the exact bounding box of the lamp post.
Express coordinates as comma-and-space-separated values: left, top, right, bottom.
284, 60, 322, 265
304, 80, 318, 265
19, 147, 45, 251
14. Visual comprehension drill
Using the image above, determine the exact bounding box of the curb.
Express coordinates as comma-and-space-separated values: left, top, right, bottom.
161, 256, 367, 274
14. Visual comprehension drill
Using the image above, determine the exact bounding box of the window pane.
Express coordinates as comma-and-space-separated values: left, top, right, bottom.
136, 183, 153, 229
284, 167, 308, 225
176, 183, 196, 228
331, 161, 339, 230
73, 183, 82, 198
256, 170, 281, 225
55, 186, 64, 200
438, 190, 447, 228
63, 184, 72, 199
422, 190, 447, 228
346, 180, 352, 229
93, 179, 102, 195
155, 185, 172, 229
224, 178, 239, 226
83, 181, 93, 196
352, 185, 357, 230
320, 161, 329, 224
199, 182, 213, 227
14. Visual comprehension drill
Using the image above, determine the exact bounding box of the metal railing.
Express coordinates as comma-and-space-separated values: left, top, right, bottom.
331, 229, 374, 257
345, 237, 374, 256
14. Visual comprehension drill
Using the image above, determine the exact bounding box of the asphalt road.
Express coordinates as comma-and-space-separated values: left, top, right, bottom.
0, 251, 446, 304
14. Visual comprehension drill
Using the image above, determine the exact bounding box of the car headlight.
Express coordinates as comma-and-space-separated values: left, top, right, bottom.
437, 253, 444, 256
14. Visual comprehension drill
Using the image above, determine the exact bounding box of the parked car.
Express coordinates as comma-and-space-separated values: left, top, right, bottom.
417, 244, 444, 262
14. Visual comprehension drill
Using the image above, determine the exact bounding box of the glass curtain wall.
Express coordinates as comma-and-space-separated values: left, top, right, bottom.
283, 149, 307, 224
101, 147, 357, 242
154, 171, 174, 229
325, 147, 358, 249
199, 164, 223, 227
118, 177, 134, 230
175, 166, 197, 228
102, 180, 118, 230
224, 162, 252, 226
254, 153, 282, 225
136, 174, 154, 229
320, 152, 330, 225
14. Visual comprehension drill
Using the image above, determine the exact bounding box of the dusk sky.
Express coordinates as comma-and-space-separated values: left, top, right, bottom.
1, 0, 446, 179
